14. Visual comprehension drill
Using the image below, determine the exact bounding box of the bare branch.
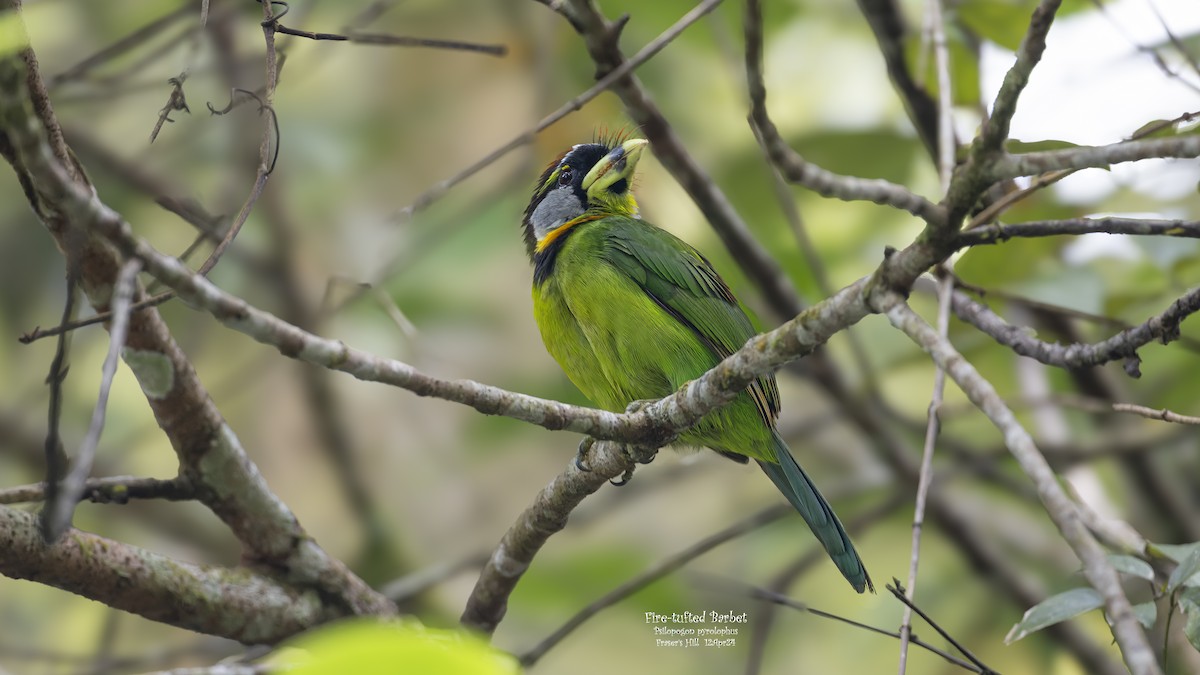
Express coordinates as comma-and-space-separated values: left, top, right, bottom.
460, 439, 656, 633
0, 476, 195, 506
47, 5, 194, 89
900, 0, 956, 667
886, 299, 1160, 675
0, 5, 392, 618
977, 0, 1062, 153
0, 505, 345, 644
993, 134, 1200, 179
853, 0, 944, 159
41, 258, 142, 542
1112, 403, 1200, 426
518, 503, 793, 664
956, 217, 1200, 248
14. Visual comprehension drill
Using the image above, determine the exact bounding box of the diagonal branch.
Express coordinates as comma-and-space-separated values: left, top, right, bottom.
41, 258, 142, 541
885, 299, 1160, 675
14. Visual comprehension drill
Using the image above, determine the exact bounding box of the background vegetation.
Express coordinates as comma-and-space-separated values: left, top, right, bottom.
1, 0, 1199, 673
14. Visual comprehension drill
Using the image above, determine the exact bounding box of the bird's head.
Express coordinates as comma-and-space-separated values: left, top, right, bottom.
522, 138, 648, 258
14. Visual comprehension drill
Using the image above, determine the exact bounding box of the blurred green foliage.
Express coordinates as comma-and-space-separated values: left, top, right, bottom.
1, 0, 1199, 673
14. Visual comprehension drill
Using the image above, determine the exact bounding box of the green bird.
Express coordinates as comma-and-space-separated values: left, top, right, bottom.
521, 137, 872, 593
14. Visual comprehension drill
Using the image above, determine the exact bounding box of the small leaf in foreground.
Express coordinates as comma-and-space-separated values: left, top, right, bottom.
1005, 588, 1104, 644
1168, 546, 1200, 594
279, 619, 521, 675
1107, 554, 1154, 581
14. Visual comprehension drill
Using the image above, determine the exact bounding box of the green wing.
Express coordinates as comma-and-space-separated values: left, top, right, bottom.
600, 216, 780, 425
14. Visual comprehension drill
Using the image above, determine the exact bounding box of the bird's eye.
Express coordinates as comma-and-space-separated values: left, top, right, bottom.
558, 167, 572, 186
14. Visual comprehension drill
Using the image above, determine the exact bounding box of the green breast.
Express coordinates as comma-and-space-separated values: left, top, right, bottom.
531, 217, 775, 459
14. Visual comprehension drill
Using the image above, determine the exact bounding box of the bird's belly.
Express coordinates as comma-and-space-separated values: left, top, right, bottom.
533, 260, 731, 414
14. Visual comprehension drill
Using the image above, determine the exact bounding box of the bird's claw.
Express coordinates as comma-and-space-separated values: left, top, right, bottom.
624, 398, 655, 414
610, 465, 635, 486
574, 437, 595, 473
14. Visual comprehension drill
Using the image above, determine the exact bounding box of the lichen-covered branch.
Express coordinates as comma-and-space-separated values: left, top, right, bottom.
547, 0, 807, 316
0, 3, 391, 618
0, 505, 346, 644
977, 0, 1062, 153
991, 134, 1200, 179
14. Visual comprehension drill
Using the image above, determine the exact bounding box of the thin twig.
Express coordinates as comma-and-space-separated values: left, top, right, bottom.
946, 284, 1200, 377
47, 5, 195, 88
393, 0, 723, 223
518, 503, 794, 665
39, 270, 78, 539
888, 581, 996, 674
744, 0, 942, 225
958, 217, 1200, 247
42, 259, 143, 542
705, 575, 985, 673
0, 475, 194, 506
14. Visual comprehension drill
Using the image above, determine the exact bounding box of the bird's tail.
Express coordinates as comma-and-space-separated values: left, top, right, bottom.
756, 431, 873, 593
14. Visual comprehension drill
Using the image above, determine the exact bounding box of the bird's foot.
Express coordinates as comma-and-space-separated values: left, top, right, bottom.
574, 437, 595, 473
609, 443, 658, 486
610, 464, 636, 487
624, 398, 655, 414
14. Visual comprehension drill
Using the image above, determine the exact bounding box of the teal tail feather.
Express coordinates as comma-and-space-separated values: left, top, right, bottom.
756, 432, 873, 593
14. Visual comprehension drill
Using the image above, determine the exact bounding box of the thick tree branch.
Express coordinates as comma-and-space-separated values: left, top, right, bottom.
0, 4, 391, 618
395, 0, 723, 223
886, 300, 1161, 675
0, 505, 345, 644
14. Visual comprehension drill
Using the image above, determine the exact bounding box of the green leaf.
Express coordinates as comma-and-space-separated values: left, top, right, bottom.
1168, 546, 1200, 594
1108, 554, 1155, 581
1130, 601, 1158, 630
1004, 138, 1081, 154
1156, 541, 1200, 563
280, 619, 521, 675
1181, 589, 1200, 652
956, 0, 1094, 51
1005, 588, 1104, 644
